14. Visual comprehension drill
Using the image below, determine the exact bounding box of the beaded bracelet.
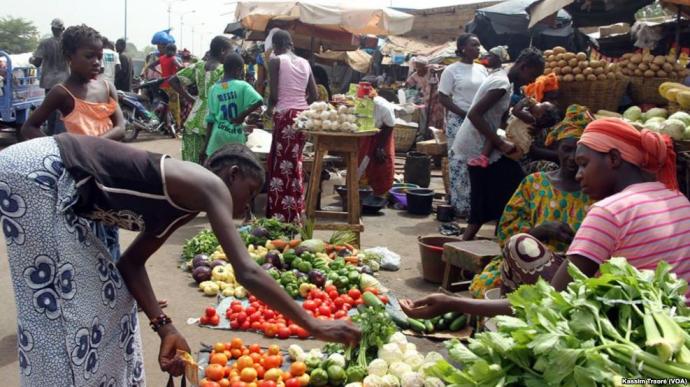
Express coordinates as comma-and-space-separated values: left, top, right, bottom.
149, 314, 172, 332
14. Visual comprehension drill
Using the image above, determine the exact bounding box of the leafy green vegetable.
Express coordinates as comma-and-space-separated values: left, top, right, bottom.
427, 258, 690, 386
344, 305, 397, 381
182, 230, 219, 261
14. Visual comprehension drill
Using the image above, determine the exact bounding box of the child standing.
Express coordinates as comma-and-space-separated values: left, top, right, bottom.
201, 53, 264, 164
144, 43, 183, 130
468, 99, 561, 167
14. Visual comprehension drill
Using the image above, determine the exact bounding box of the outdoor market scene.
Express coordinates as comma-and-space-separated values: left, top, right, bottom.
2, 0, 690, 386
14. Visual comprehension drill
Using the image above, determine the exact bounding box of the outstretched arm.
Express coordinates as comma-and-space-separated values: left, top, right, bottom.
21, 87, 69, 139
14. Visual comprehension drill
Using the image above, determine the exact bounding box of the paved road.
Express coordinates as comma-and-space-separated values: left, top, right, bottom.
0, 135, 493, 385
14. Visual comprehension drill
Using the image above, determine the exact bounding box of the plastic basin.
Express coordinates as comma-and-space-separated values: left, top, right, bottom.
388, 183, 419, 207
417, 235, 463, 283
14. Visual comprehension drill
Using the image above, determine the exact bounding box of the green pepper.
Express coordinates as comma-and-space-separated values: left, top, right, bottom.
327, 271, 340, 282
280, 272, 297, 287
297, 261, 312, 273
335, 276, 349, 288
347, 271, 360, 284
327, 365, 347, 385
268, 268, 281, 281
337, 268, 349, 277
291, 258, 304, 271
329, 258, 345, 270
306, 358, 322, 372
310, 368, 329, 386
286, 285, 300, 298
283, 252, 297, 266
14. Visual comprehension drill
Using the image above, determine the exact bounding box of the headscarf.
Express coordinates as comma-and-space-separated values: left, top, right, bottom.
489, 46, 510, 62
545, 104, 593, 147
523, 73, 560, 102
579, 118, 678, 191
411, 56, 429, 66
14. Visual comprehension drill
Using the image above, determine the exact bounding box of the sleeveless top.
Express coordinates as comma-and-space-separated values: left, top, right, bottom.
58, 81, 118, 137
159, 55, 177, 88
54, 133, 198, 238
275, 54, 311, 112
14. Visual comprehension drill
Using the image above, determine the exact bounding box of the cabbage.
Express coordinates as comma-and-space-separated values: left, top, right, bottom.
659, 119, 686, 140
645, 116, 666, 126
685, 126, 690, 140
623, 106, 642, 122
299, 239, 325, 253
643, 107, 668, 121
360, 273, 385, 292
669, 111, 690, 126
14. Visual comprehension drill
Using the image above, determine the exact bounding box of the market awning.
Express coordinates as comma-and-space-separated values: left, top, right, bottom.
527, 0, 655, 28
235, 1, 415, 36
314, 50, 372, 73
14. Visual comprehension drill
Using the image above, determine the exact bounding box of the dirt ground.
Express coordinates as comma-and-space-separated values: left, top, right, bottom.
0, 135, 497, 385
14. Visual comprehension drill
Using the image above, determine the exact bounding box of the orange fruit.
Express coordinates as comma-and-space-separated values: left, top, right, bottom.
224, 350, 232, 359
267, 345, 281, 356
230, 375, 241, 383
219, 379, 232, 387
264, 355, 282, 370
281, 372, 292, 382
263, 368, 283, 382
289, 362, 306, 377
231, 349, 243, 359
210, 353, 229, 367
231, 337, 244, 350
253, 363, 266, 379
201, 379, 221, 387
248, 344, 262, 354
249, 352, 262, 364
242, 348, 250, 356
230, 382, 246, 387
224, 366, 232, 378
214, 342, 227, 353
206, 363, 226, 382
240, 367, 258, 383
247, 383, 258, 387
236, 355, 254, 370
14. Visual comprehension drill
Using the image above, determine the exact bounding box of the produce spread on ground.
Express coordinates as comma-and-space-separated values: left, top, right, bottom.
179, 216, 690, 387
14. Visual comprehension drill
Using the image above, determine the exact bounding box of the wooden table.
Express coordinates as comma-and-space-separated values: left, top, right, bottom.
305, 130, 379, 247
441, 240, 501, 292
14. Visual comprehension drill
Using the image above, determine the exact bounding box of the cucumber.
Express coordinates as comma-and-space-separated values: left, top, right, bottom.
389, 311, 410, 329
407, 318, 427, 333
449, 315, 468, 331
362, 291, 384, 307
435, 318, 448, 331
430, 316, 441, 326
443, 312, 460, 321
424, 319, 435, 333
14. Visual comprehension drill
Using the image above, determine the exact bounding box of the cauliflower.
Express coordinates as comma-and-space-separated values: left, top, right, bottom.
389, 332, 408, 352
389, 362, 413, 380
308, 349, 324, 361
403, 343, 417, 353
423, 352, 444, 365
288, 345, 305, 361
345, 384, 363, 387
401, 372, 424, 387
378, 343, 404, 364
423, 377, 445, 387
327, 353, 346, 368
381, 374, 401, 387
363, 375, 384, 387
403, 351, 424, 371
367, 359, 388, 377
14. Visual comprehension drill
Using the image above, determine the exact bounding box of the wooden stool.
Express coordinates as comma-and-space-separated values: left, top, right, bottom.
441, 240, 501, 292
305, 131, 378, 247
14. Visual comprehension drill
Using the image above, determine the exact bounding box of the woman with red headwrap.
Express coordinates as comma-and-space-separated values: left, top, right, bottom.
400, 118, 690, 318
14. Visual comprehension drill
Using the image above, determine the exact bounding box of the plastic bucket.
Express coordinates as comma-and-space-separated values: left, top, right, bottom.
417, 235, 463, 283
406, 188, 434, 215
335, 185, 373, 212
404, 152, 431, 188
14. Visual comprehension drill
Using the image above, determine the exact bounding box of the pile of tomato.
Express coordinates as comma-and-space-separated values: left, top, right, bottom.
200, 338, 309, 387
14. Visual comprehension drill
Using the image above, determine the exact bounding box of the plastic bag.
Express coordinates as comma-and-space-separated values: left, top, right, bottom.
365, 247, 401, 271
152, 29, 175, 45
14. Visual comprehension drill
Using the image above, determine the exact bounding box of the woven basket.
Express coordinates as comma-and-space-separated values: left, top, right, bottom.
442, 157, 450, 197
394, 123, 418, 153
557, 77, 629, 113
629, 76, 680, 106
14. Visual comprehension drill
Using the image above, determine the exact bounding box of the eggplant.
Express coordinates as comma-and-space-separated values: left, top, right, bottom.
192, 254, 210, 269
192, 266, 212, 283
359, 265, 374, 275
294, 246, 309, 257
337, 249, 353, 257
265, 250, 283, 270
261, 263, 275, 271
293, 270, 307, 280
308, 270, 326, 287
210, 259, 225, 269
251, 226, 270, 238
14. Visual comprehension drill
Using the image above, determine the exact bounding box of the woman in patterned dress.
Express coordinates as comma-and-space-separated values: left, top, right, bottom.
266, 30, 318, 223
438, 34, 488, 217
170, 36, 234, 163
468, 111, 593, 297
0, 135, 360, 386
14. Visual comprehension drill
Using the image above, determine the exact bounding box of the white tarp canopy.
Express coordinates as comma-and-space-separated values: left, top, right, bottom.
235, 1, 415, 36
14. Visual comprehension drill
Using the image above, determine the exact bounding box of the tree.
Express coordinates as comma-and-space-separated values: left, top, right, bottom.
0, 16, 40, 54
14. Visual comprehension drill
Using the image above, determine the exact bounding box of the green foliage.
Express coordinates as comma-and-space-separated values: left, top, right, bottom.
0, 16, 40, 54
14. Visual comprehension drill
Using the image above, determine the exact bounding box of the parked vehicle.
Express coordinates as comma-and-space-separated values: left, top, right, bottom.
0, 50, 44, 140
118, 77, 176, 142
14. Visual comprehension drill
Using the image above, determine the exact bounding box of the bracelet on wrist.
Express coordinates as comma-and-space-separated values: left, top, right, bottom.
149, 314, 172, 332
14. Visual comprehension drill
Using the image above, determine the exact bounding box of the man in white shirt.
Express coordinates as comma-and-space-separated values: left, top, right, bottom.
100, 37, 121, 84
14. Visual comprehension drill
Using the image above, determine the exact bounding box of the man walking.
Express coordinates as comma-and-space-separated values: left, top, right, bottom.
115, 39, 133, 91
30, 18, 69, 135
100, 38, 121, 85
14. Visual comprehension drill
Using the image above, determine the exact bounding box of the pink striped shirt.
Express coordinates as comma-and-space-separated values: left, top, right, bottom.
568, 182, 690, 295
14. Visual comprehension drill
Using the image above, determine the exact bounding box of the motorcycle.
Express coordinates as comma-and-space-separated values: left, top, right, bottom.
117, 78, 177, 142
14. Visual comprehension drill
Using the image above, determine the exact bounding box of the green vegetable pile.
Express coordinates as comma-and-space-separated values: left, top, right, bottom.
240, 218, 300, 246
429, 258, 690, 386
345, 304, 398, 383
182, 229, 219, 261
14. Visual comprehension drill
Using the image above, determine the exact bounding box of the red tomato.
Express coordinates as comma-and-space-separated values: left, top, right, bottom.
333, 297, 345, 308
248, 295, 257, 302
354, 298, 364, 306
302, 300, 317, 311
231, 304, 244, 313
258, 381, 276, 387
277, 326, 291, 339
325, 285, 337, 294
208, 314, 220, 326
205, 307, 217, 317
240, 320, 251, 330
250, 312, 262, 322
236, 312, 248, 322
334, 310, 347, 319
328, 290, 339, 300
318, 305, 331, 317
245, 306, 257, 315
313, 298, 323, 308
342, 303, 352, 311
288, 324, 301, 335
341, 295, 354, 305
379, 295, 389, 304
200, 315, 210, 325
250, 321, 262, 331
347, 289, 362, 300
263, 310, 275, 319
294, 326, 310, 339
285, 378, 301, 387
230, 320, 240, 330
264, 324, 278, 338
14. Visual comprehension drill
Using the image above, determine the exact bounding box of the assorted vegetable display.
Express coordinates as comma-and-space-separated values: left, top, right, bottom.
619, 105, 690, 140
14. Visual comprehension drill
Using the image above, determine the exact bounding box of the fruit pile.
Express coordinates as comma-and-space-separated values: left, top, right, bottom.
619, 52, 689, 79
543, 47, 622, 82
199, 339, 309, 387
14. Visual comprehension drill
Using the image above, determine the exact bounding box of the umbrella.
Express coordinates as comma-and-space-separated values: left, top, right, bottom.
527, 0, 573, 28
235, 1, 415, 36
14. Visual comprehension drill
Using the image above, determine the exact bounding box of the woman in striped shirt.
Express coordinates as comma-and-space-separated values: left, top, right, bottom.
401, 118, 690, 318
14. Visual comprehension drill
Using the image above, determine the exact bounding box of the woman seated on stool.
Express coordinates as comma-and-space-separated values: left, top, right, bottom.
402, 118, 690, 318
469, 109, 593, 298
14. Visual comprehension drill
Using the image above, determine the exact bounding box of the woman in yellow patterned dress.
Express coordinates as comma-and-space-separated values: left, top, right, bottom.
469, 105, 594, 297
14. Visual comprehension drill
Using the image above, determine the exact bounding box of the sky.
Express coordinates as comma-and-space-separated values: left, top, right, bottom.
3, 0, 488, 56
